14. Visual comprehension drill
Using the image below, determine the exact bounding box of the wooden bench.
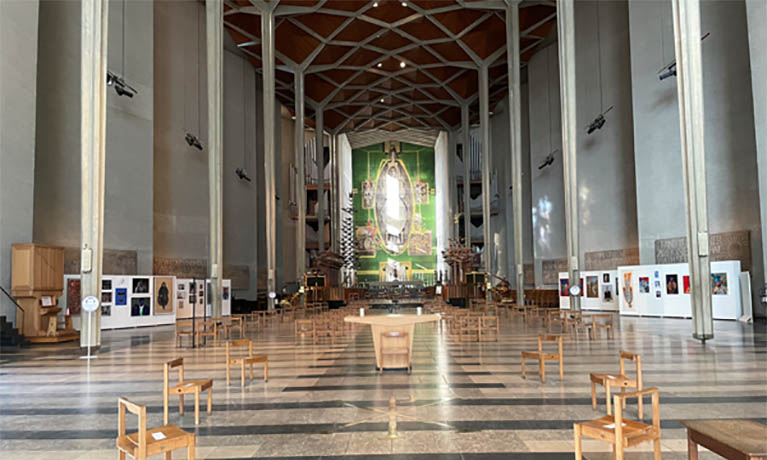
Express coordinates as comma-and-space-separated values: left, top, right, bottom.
163, 358, 213, 425
521, 334, 563, 383
225, 339, 268, 387
117, 397, 195, 460
574, 388, 661, 460
681, 419, 767, 460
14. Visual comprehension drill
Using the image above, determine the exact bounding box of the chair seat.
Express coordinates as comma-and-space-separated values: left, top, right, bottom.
522, 351, 560, 360
590, 372, 635, 388
117, 424, 192, 457
382, 347, 409, 355
580, 415, 657, 447
169, 379, 212, 394
243, 355, 268, 364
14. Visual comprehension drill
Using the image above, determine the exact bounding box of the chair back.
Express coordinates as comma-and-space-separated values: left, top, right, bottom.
226, 339, 253, 361
614, 387, 659, 427
619, 350, 642, 387
538, 334, 563, 355
118, 398, 147, 459
175, 320, 193, 334
164, 358, 185, 390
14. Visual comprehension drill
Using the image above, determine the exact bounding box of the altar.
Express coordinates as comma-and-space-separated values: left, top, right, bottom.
345, 314, 440, 371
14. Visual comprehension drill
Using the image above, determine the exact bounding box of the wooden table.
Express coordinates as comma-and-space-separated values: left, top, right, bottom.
345, 314, 440, 371
681, 419, 767, 460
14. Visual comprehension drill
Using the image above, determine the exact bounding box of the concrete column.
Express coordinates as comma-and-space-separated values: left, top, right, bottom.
478, 65, 492, 282
447, 130, 457, 242
506, 0, 524, 306
672, 0, 713, 340
294, 71, 306, 280
316, 107, 325, 252
461, 104, 471, 249
206, 0, 223, 317
330, 133, 339, 253
261, 8, 277, 308
557, 0, 580, 311
80, 0, 108, 349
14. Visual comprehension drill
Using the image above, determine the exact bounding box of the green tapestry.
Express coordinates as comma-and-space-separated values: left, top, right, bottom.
352, 141, 436, 283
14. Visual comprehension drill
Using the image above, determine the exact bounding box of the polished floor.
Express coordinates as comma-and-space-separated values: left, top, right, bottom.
0, 312, 765, 460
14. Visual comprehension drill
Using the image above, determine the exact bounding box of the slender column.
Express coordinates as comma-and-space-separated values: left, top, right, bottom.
206, 0, 223, 317
294, 72, 306, 280
672, 0, 713, 340
557, 0, 580, 311
461, 104, 471, 249
80, 0, 109, 349
447, 130, 457, 241
506, 0, 524, 306
479, 64, 492, 281
261, 8, 277, 308
316, 107, 325, 252
330, 134, 339, 253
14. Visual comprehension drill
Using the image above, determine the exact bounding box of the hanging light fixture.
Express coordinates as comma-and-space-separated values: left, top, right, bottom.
585, 1, 612, 135
185, 2, 204, 151
106, 0, 137, 98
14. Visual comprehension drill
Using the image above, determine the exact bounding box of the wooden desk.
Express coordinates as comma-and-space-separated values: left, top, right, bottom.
681, 419, 767, 460
345, 314, 440, 371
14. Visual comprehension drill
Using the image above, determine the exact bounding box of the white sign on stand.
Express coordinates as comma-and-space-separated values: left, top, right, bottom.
81, 295, 100, 360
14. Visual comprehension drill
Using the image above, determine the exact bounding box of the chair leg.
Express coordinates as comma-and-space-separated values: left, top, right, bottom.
615, 443, 624, 460
226, 361, 231, 386
119, 451, 126, 460
605, 384, 612, 415
573, 424, 583, 460
638, 393, 644, 419
520, 355, 526, 379
179, 394, 184, 415
241, 361, 246, 388
166, 451, 172, 460
559, 357, 563, 380
164, 391, 169, 425
540, 358, 546, 383
194, 389, 200, 425
188, 435, 196, 460
207, 388, 212, 414
653, 438, 662, 460
264, 361, 269, 382
591, 382, 597, 409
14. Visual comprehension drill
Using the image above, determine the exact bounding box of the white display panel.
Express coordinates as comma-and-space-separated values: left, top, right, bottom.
559, 270, 618, 311
617, 261, 742, 320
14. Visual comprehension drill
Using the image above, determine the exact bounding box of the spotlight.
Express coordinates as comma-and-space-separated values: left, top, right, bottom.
399, 61, 406, 68
235, 167, 252, 182
377, 62, 383, 68
401, 1, 407, 6
106, 70, 137, 98
380, 98, 385, 103
585, 106, 613, 135
538, 150, 557, 170
185, 133, 203, 151
373, 1, 378, 6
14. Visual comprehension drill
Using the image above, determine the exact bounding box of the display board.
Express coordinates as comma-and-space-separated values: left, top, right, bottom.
617, 261, 742, 319
63, 275, 231, 330
352, 141, 436, 283
558, 270, 618, 311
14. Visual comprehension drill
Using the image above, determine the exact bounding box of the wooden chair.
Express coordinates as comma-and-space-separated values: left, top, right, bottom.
591, 350, 644, 418
588, 313, 615, 339
117, 397, 195, 460
163, 358, 213, 425
574, 388, 661, 460
313, 318, 333, 344
566, 311, 590, 339
521, 334, 563, 383
225, 339, 268, 387
175, 320, 194, 348
460, 315, 481, 342
228, 315, 245, 339
295, 319, 314, 344
547, 310, 567, 333
380, 331, 411, 374
195, 320, 217, 346
481, 315, 500, 342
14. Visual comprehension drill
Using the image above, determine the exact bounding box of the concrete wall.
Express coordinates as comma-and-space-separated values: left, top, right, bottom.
34, 0, 154, 273
527, 0, 638, 287
0, 0, 39, 323
628, 0, 762, 314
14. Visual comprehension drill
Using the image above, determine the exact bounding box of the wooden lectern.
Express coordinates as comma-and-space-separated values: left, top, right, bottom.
11, 243, 78, 343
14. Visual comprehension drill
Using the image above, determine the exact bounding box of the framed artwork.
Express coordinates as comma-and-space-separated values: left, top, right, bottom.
67, 279, 81, 315
654, 280, 661, 289
223, 286, 230, 301
560, 279, 569, 297
177, 283, 185, 291
603, 273, 610, 283
622, 272, 633, 309
101, 292, 112, 303
586, 276, 599, 298
602, 285, 613, 301
154, 277, 174, 315
711, 273, 728, 295
639, 277, 650, 294
101, 305, 111, 316
132, 278, 149, 294
654, 270, 660, 278
666, 274, 679, 295
115, 288, 127, 306
177, 289, 184, 300
102, 279, 112, 290
131, 297, 150, 317
683, 275, 690, 294
655, 290, 661, 298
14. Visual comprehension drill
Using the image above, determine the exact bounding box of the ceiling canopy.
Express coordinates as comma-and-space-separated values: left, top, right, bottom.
223, 0, 556, 133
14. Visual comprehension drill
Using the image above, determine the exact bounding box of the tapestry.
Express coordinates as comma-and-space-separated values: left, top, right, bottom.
353, 141, 436, 282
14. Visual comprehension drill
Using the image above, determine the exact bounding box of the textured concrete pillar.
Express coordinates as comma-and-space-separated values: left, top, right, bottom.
315, 107, 325, 252
461, 104, 471, 249
261, 7, 277, 308
294, 71, 306, 280
478, 65, 492, 279
206, 0, 223, 317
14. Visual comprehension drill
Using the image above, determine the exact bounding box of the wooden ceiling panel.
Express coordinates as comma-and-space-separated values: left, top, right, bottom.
341, 48, 382, 67
305, 73, 337, 101
311, 44, 354, 66
369, 30, 412, 52
428, 40, 471, 62
225, 13, 261, 39
335, 20, 382, 42
447, 72, 477, 99
274, 20, 321, 64
519, 5, 556, 33
460, 14, 505, 60
294, 13, 348, 38
399, 48, 441, 65
430, 9, 484, 35
324, 69, 357, 85
364, 0, 417, 24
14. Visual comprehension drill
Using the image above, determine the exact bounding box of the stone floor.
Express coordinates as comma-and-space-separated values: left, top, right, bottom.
0, 312, 765, 459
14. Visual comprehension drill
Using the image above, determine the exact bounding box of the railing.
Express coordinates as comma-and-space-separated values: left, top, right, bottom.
0, 286, 25, 335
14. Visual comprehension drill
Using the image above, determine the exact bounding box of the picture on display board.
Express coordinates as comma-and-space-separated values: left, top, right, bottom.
654, 270, 660, 278
115, 288, 127, 306
132, 278, 149, 294
223, 287, 230, 301
67, 279, 81, 315
177, 289, 184, 300
683, 275, 690, 294
622, 272, 633, 309
603, 273, 610, 283
177, 283, 185, 292
586, 276, 599, 298
101, 305, 111, 316
131, 297, 150, 317
654, 280, 661, 289
362, 180, 374, 209
711, 273, 728, 295
602, 285, 613, 301
656, 290, 661, 298
666, 274, 679, 295
154, 277, 174, 315
101, 292, 112, 303
580, 278, 584, 296
102, 279, 112, 290
560, 279, 569, 297
639, 277, 650, 294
